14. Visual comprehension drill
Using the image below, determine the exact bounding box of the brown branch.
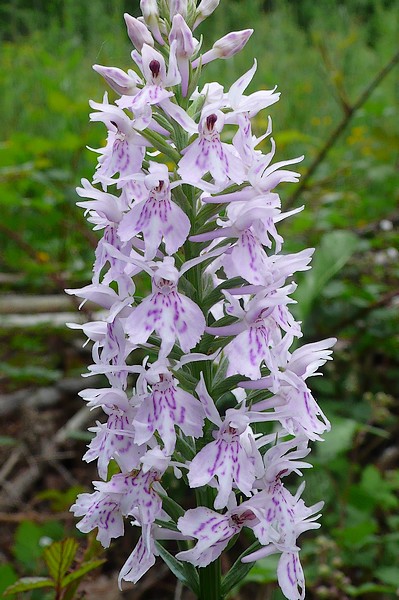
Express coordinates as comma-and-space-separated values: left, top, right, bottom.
316, 40, 351, 114
0, 511, 74, 523
0, 405, 97, 511
286, 48, 399, 208
0, 222, 93, 317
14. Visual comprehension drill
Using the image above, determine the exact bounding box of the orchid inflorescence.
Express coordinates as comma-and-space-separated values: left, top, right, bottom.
68, 1, 336, 598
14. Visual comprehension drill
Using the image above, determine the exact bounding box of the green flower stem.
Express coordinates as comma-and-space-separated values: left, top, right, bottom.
181, 167, 223, 600
199, 556, 222, 600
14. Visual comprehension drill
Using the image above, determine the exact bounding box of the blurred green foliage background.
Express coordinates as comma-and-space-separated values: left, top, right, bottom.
0, 0, 398, 598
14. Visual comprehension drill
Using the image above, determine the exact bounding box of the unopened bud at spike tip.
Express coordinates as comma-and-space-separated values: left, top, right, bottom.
140, 0, 164, 45
124, 13, 154, 51
169, 14, 196, 58
194, 0, 220, 29
213, 29, 253, 58
92, 64, 139, 96
169, 13, 197, 96
169, 0, 188, 19
192, 29, 253, 68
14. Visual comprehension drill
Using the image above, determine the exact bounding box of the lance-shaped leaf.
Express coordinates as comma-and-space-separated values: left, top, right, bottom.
202, 276, 244, 313
159, 492, 186, 522
221, 541, 262, 596
61, 559, 106, 587
3, 577, 55, 595
139, 127, 181, 163
212, 374, 250, 400
155, 541, 199, 595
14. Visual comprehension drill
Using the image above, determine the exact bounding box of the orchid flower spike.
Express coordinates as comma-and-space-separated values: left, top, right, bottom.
71, 2, 335, 599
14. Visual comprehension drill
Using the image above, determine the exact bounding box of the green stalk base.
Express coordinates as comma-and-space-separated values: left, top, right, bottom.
198, 557, 222, 600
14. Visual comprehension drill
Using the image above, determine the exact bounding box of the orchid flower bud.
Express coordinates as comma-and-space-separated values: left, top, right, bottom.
192, 29, 253, 68
140, 0, 164, 45
169, 13, 197, 96
124, 13, 154, 51
92, 65, 140, 96
193, 0, 220, 29
169, 14, 196, 58
168, 0, 188, 19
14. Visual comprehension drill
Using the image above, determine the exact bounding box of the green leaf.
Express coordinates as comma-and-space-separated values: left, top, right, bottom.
175, 434, 196, 461
178, 274, 198, 301
213, 375, 250, 401
155, 518, 180, 533
13, 521, 45, 568
43, 538, 79, 584
171, 368, 197, 393
375, 566, 399, 587
202, 277, 244, 313
61, 559, 106, 587
196, 202, 224, 229
315, 416, 358, 463
159, 493, 185, 521
140, 128, 180, 163
0, 436, 17, 446
295, 230, 358, 321
13, 520, 65, 569
3, 578, 54, 595
186, 58, 203, 100
0, 565, 17, 599
345, 582, 396, 596
221, 541, 262, 596
241, 554, 280, 585
155, 542, 199, 595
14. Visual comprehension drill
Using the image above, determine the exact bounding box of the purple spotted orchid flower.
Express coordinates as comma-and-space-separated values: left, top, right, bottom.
178, 109, 246, 186
176, 505, 257, 567
83, 409, 143, 480
187, 376, 264, 509
206, 286, 302, 379
71, 488, 125, 548
123, 256, 206, 356
89, 94, 151, 187
116, 42, 198, 134
132, 360, 205, 454
118, 162, 191, 259
71, 3, 335, 599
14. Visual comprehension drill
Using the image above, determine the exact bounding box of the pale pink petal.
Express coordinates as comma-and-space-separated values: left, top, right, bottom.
173, 293, 205, 354
277, 552, 305, 600
83, 412, 143, 480
177, 507, 239, 567
103, 470, 162, 524
134, 384, 204, 454
119, 531, 156, 586
196, 373, 223, 427
71, 491, 124, 548
225, 325, 276, 379
187, 440, 222, 488
223, 230, 270, 285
